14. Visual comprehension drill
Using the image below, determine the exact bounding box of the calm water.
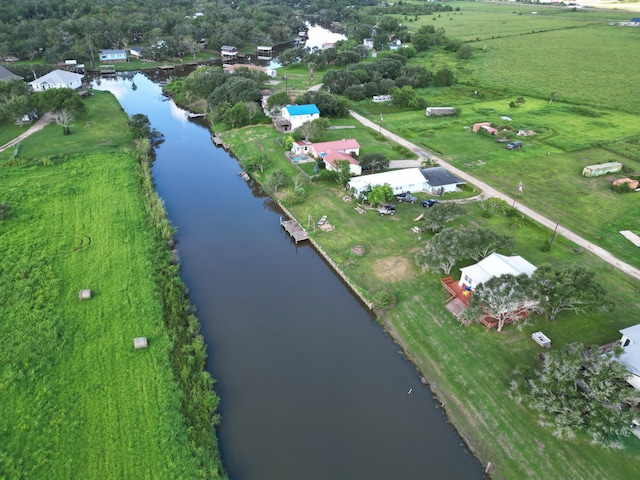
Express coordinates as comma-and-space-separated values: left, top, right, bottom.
93, 72, 484, 480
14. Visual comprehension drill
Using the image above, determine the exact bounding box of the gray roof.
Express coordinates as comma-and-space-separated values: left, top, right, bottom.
420, 167, 465, 187
0, 65, 23, 81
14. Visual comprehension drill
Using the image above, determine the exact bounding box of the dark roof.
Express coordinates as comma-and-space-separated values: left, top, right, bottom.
420, 167, 465, 187
0, 65, 23, 81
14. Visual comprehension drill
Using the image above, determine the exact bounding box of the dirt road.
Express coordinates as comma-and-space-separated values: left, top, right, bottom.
0, 113, 55, 153
349, 110, 640, 282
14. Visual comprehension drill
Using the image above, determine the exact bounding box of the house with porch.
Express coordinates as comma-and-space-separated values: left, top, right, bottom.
421, 167, 466, 195
29, 69, 84, 92
281, 104, 320, 131
99, 49, 127, 62
441, 253, 537, 325
221, 45, 238, 59
618, 325, 640, 390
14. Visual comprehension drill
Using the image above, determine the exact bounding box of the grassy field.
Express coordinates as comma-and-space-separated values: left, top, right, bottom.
0, 92, 223, 478
220, 124, 640, 479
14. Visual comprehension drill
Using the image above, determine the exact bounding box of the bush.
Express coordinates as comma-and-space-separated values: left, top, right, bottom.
373, 291, 396, 310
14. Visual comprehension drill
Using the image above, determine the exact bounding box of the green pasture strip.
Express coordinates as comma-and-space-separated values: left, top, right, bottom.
0, 123, 30, 148
0, 91, 222, 478
470, 25, 640, 113
0, 154, 201, 478
409, 1, 631, 39
221, 124, 640, 478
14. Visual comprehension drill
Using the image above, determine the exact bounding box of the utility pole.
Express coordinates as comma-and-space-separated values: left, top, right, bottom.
378, 113, 383, 136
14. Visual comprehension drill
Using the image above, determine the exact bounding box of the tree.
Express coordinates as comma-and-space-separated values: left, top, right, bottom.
266, 169, 289, 192
415, 228, 463, 275
223, 102, 249, 128
433, 68, 455, 87
457, 44, 473, 60
128, 114, 164, 147
266, 91, 292, 113
479, 198, 506, 218
457, 226, 515, 261
242, 153, 271, 174
532, 264, 613, 321
34, 88, 85, 135
390, 85, 423, 108
511, 343, 640, 448
367, 184, 394, 206
359, 153, 388, 173
468, 273, 539, 332
296, 117, 330, 142
421, 202, 465, 233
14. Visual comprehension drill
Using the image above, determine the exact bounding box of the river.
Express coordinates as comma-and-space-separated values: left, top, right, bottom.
92, 71, 484, 479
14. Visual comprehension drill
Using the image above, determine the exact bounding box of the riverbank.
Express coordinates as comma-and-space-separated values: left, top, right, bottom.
0, 91, 225, 478
220, 124, 640, 480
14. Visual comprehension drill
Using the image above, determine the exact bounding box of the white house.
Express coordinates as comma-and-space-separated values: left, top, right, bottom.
99, 49, 127, 62
129, 47, 142, 59
618, 325, 640, 390
348, 168, 427, 196
421, 167, 466, 194
281, 104, 320, 131
458, 253, 537, 291
292, 139, 362, 176
29, 69, 84, 92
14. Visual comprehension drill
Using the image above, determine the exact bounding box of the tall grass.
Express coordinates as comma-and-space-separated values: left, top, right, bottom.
0, 92, 224, 478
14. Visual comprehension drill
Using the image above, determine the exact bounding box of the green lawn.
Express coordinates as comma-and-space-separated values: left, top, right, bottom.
0, 92, 223, 478
220, 124, 640, 479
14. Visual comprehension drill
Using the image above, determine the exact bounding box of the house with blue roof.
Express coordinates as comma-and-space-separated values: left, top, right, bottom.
281, 104, 320, 131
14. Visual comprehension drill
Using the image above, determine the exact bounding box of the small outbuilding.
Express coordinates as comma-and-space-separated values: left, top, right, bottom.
581, 162, 623, 177
133, 337, 148, 349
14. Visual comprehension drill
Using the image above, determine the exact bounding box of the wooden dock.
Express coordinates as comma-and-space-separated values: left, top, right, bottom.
212, 135, 225, 148
280, 217, 309, 243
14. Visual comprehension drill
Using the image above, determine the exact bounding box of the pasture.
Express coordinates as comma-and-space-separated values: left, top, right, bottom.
0, 92, 223, 479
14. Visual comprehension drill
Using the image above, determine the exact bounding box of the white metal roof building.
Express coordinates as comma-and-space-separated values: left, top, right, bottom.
348, 168, 427, 195
29, 69, 84, 92
458, 253, 537, 290
619, 324, 640, 390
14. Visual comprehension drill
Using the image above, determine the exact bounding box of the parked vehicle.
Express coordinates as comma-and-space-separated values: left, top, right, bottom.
395, 192, 417, 203
421, 199, 439, 208
378, 206, 395, 216
383, 204, 396, 211
506, 141, 523, 150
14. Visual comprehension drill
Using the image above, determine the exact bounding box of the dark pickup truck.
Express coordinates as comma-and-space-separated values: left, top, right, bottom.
395, 192, 417, 203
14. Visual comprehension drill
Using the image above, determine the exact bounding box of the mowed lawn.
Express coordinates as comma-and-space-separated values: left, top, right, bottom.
0, 93, 218, 478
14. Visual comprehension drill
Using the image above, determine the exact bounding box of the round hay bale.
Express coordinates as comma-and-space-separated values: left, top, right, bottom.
133, 337, 148, 349
78, 289, 93, 300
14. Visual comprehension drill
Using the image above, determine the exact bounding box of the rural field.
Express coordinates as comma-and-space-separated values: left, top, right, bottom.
0, 92, 223, 478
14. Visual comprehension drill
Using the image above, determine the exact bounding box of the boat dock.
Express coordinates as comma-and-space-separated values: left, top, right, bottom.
238, 171, 250, 181
280, 217, 309, 243
212, 135, 225, 148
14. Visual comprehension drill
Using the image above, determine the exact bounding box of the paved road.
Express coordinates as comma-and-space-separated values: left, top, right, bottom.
350, 110, 640, 282
0, 113, 55, 153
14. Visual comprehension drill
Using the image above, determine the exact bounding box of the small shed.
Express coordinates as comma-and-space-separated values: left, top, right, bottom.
426, 107, 456, 117
581, 162, 623, 177
133, 337, 148, 349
